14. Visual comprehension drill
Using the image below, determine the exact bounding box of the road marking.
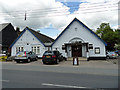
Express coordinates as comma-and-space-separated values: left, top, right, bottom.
42, 83, 88, 88
0, 80, 9, 82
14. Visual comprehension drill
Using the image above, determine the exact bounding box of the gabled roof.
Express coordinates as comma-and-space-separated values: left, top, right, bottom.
10, 27, 54, 48
52, 18, 107, 46
0, 23, 18, 47
28, 27, 54, 43
0, 23, 10, 32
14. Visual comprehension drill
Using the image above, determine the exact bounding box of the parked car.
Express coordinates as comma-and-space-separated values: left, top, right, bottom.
14, 51, 38, 63
6, 56, 15, 61
0, 54, 7, 61
115, 50, 120, 56
106, 51, 118, 59
42, 50, 64, 64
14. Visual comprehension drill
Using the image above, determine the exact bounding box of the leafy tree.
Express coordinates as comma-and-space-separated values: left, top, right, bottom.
114, 29, 120, 50
96, 23, 119, 51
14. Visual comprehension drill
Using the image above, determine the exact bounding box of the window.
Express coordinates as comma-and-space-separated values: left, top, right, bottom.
89, 44, 93, 49
16, 47, 24, 54
37, 47, 40, 54
16, 47, 19, 53
32, 47, 33, 52
21, 47, 24, 51
31, 46, 40, 54
34, 47, 36, 53
95, 47, 100, 54
19, 47, 21, 52
62, 45, 65, 50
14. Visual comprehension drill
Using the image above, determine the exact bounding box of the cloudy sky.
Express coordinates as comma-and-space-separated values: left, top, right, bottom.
0, 0, 119, 39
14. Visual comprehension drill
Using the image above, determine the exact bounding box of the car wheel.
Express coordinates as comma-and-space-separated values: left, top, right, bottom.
27, 58, 31, 63
43, 61, 46, 64
35, 57, 38, 61
16, 60, 20, 63
107, 56, 109, 59
64, 57, 67, 61
56, 59, 59, 64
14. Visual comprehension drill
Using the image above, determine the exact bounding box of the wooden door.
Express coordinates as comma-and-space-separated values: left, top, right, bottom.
72, 45, 82, 57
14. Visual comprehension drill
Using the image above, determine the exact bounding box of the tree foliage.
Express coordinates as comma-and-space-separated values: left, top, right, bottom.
96, 23, 120, 51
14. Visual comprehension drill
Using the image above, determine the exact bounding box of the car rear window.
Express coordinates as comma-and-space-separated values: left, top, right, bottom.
16, 52, 25, 56
44, 51, 54, 55
16, 51, 29, 56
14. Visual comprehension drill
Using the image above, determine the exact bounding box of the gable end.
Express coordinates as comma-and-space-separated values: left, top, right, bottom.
52, 18, 107, 46
10, 27, 46, 48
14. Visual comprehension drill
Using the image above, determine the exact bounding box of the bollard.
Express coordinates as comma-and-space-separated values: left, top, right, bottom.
73, 57, 79, 66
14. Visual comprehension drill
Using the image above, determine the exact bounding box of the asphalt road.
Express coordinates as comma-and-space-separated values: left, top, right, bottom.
1, 61, 118, 89
2, 69, 118, 88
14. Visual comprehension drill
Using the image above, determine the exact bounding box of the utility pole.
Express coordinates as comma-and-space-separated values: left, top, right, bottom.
25, 11, 27, 21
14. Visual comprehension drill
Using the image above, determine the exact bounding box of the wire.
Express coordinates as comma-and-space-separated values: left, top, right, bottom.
2, 8, 118, 20
0, 2, 118, 14
0, 2, 118, 19
0, 4, 117, 17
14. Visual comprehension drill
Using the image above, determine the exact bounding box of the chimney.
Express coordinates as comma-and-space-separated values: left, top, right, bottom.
16, 27, 21, 36
37, 30, 40, 33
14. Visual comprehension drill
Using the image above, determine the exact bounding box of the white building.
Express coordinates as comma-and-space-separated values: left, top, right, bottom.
10, 27, 54, 57
52, 18, 107, 60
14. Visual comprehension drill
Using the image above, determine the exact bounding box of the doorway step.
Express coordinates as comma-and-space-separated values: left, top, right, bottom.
67, 57, 88, 61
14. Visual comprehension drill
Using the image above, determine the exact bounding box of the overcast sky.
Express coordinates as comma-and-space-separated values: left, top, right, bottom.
0, 0, 119, 39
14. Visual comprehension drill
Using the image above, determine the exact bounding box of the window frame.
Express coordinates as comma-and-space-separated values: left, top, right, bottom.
16, 47, 24, 54
31, 46, 40, 54
95, 47, 100, 54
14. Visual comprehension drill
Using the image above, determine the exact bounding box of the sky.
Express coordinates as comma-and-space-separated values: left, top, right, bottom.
0, 0, 119, 39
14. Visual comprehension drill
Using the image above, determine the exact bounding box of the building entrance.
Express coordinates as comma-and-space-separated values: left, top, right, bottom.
72, 45, 82, 57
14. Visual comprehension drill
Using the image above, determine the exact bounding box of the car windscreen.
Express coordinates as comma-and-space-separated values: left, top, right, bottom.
109, 52, 115, 54
44, 51, 54, 55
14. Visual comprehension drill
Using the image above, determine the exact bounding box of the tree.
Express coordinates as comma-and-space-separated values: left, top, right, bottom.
114, 29, 120, 50
96, 23, 117, 51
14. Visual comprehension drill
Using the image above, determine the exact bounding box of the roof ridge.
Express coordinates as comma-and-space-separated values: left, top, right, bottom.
0, 23, 10, 32
27, 27, 54, 41
0, 22, 10, 24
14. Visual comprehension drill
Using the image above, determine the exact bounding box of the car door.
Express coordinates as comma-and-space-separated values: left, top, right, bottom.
32, 52, 36, 59
28, 51, 33, 59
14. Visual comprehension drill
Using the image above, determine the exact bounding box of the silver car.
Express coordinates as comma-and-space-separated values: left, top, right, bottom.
14, 51, 38, 63
106, 52, 118, 59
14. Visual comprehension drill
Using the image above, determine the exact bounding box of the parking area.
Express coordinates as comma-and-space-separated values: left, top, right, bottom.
3, 57, 119, 69
2, 57, 118, 77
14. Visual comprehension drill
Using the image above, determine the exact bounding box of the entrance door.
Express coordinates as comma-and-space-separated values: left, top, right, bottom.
72, 45, 82, 57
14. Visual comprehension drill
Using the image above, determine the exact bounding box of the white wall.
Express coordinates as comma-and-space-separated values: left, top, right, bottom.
52, 21, 106, 58
11, 29, 46, 57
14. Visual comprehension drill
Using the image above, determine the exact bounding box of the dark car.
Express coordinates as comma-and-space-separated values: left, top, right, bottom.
42, 50, 63, 64
14, 51, 38, 63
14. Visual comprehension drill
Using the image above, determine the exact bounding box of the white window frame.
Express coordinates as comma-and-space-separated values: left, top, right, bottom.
95, 47, 100, 54
31, 45, 40, 54
16, 46, 24, 54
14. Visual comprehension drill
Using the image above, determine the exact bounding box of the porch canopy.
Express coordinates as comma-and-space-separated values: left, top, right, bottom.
62, 41, 89, 53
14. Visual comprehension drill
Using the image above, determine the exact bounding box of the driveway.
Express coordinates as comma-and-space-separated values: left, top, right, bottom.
4, 57, 118, 69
